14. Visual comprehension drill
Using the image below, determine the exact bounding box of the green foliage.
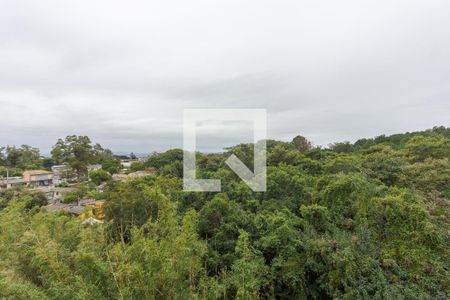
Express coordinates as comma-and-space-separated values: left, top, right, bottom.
0, 188, 20, 210
89, 169, 112, 185
56, 181, 69, 187
405, 136, 450, 162
61, 184, 92, 204
61, 191, 79, 204
291, 135, 313, 153
51, 135, 113, 179
104, 179, 182, 243
300, 204, 330, 232
362, 149, 404, 186
101, 158, 122, 174
128, 161, 145, 172
25, 191, 48, 210
0, 145, 43, 170
229, 230, 269, 299
0, 166, 23, 177
324, 155, 361, 174
144, 149, 183, 177
329, 141, 354, 153
1, 127, 449, 299
400, 158, 450, 194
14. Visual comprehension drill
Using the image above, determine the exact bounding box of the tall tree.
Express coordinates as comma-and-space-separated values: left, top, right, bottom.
3, 145, 42, 169
0, 147, 5, 165
51, 135, 112, 179
291, 135, 313, 153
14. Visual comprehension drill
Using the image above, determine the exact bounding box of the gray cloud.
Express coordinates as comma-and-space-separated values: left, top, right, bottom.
0, 0, 449, 153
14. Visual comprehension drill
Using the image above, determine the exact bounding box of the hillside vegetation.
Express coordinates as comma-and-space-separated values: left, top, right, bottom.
1, 127, 449, 299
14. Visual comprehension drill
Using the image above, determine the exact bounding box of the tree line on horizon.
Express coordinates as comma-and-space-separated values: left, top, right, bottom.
0, 135, 128, 179
0, 126, 449, 299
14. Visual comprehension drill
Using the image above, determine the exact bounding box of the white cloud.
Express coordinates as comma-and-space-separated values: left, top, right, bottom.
0, 0, 449, 153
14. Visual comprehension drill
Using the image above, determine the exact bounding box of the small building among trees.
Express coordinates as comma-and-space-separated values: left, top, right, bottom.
22, 170, 53, 187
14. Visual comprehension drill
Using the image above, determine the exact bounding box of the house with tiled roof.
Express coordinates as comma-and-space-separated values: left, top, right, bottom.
22, 170, 53, 187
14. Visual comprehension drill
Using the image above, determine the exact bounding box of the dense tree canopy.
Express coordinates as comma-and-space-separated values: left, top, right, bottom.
1, 127, 449, 299
51, 135, 114, 179
0, 145, 43, 170
89, 169, 112, 186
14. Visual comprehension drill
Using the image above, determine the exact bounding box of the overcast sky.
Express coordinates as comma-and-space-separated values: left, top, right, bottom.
1, 0, 449, 153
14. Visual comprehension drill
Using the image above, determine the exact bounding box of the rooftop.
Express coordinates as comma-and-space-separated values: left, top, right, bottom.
23, 170, 53, 175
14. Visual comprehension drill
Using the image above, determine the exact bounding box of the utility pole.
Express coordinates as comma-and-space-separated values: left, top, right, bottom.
6, 168, 9, 189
